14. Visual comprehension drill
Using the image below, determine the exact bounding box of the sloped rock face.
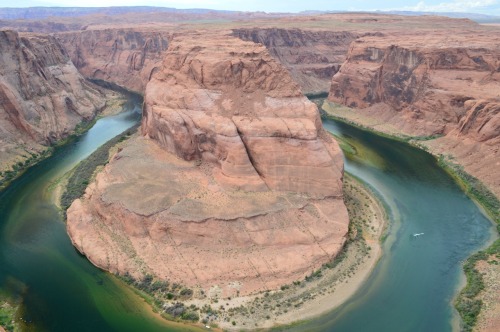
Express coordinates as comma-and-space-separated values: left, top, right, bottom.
328, 33, 500, 196
57, 28, 170, 93
0, 30, 105, 174
143, 32, 344, 197
67, 32, 348, 296
329, 34, 500, 137
234, 28, 358, 94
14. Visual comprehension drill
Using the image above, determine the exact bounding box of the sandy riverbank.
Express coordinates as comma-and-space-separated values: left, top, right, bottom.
52, 105, 388, 330
475, 256, 500, 332
322, 100, 500, 332
175, 174, 388, 330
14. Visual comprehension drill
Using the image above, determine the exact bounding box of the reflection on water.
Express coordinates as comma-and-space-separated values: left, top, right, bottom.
0, 101, 202, 332
285, 119, 494, 332
0, 103, 494, 331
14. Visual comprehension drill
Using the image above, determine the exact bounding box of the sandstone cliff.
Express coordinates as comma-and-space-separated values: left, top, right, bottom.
328, 33, 500, 196
234, 28, 358, 94
67, 32, 348, 296
0, 30, 105, 178
57, 28, 171, 93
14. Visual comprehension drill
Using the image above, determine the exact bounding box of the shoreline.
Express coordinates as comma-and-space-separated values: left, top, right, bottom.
144, 173, 388, 330
265, 174, 387, 329
52, 101, 390, 330
322, 99, 500, 332
0, 88, 127, 193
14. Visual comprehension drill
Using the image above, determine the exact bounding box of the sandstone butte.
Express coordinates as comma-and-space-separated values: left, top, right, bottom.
66, 32, 349, 296
0, 29, 106, 176
328, 31, 500, 198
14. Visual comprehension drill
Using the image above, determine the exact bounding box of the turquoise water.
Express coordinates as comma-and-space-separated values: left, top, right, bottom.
284, 118, 494, 331
0, 102, 494, 331
0, 100, 202, 332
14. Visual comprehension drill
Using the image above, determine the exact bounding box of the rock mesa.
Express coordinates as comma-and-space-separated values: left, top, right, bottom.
67, 33, 348, 296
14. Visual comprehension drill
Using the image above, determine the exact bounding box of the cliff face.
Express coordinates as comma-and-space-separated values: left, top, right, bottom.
328, 33, 500, 196
143, 32, 344, 197
67, 32, 348, 296
329, 34, 500, 137
0, 30, 105, 175
57, 28, 170, 93
234, 28, 358, 94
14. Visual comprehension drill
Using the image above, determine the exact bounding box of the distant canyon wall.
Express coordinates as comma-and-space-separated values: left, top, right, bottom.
233, 28, 359, 94
57, 28, 171, 93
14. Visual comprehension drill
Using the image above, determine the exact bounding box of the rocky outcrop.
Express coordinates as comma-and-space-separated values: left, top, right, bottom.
234, 28, 358, 94
57, 28, 171, 93
143, 32, 344, 197
328, 32, 500, 196
0, 30, 105, 176
67, 32, 348, 296
329, 33, 500, 137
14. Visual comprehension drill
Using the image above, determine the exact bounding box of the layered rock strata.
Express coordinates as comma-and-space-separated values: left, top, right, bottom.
0, 29, 105, 176
328, 33, 500, 196
67, 33, 348, 296
234, 28, 358, 94
57, 28, 171, 93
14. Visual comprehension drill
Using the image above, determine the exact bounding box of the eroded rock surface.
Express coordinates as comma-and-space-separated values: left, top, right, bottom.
67, 33, 348, 296
57, 28, 171, 93
328, 32, 500, 196
0, 29, 105, 176
234, 28, 358, 94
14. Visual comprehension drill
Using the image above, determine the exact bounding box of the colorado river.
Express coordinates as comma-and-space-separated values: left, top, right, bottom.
286, 118, 495, 331
0, 98, 201, 332
0, 100, 494, 331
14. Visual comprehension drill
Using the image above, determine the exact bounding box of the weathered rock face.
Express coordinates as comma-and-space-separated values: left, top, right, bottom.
67, 32, 348, 296
328, 33, 500, 197
57, 28, 170, 93
234, 28, 358, 94
143, 32, 344, 197
329, 34, 500, 137
0, 30, 105, 175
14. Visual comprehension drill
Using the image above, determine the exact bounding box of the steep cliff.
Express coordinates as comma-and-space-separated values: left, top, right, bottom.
329, 33, 500, 136
67, 32, 348, 296
57, 28, 171, 93
234, 28, 358, 94
328, 32, 500, 196
0, 30, 105, 178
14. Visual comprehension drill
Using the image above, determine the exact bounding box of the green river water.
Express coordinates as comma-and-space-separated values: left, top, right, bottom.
0, 100, 495, 331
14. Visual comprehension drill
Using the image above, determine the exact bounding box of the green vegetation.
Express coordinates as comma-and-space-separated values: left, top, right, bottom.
437, 157, 500, 331
438, 156, 500, 230
0, 299, 19, 332
60, 126, 137, 211
0, 149, 52, 191
319, 98, 499, 332
305, 91, 329, 99
119, 273, 200, 323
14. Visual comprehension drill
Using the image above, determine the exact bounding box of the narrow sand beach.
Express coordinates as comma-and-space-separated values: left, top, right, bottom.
181, 174, 388, 330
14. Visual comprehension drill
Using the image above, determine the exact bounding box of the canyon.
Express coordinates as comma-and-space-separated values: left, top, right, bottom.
0, 8, 498, 331
0, 29, 106, 182
66, 32, 348, 296
328, 31, 500, 197
57, 28, 170, 93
